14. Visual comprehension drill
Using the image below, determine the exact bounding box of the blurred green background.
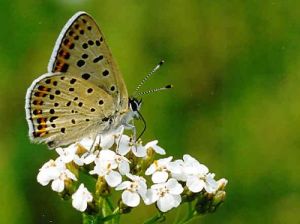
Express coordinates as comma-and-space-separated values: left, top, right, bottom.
1, 0, 299, 223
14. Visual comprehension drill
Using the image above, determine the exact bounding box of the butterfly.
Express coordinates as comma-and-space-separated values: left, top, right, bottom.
25, 11, 142, 148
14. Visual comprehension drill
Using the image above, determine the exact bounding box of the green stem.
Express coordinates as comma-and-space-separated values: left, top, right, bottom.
173, 204, 182, 224
176, 203, 197, 224
105, 197, 115, 212
101, 208, 120, 223
101, 198, 113, 224
143, 213, 164, 224
82, 213, 100, 224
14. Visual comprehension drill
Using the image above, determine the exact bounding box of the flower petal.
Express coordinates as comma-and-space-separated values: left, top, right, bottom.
79, 137, 94, 150
157, 194, 174, 212
144, 189, 158, 205
71, 184, 93, 212
145, 164, 156, 175
186, 176, 205, 193
152, 171, 169, 183
115, 181, 131, 190
51, 179, 65, 192
117, 135, 130, 155
132, 144, 147, 157
122, 190, 140, 207
166, 179, 183, 195
105, 171, 122, 187
145, 140, 166, 155
172, 194, 182, 207
204, 174, 218, 193
100, 134, 115, 149
99, 149, 116, 160
118, 160, 130, 175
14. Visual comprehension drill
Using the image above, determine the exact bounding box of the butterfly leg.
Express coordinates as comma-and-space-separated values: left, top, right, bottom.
122, 122, 136, 142
88, 135, 100, 151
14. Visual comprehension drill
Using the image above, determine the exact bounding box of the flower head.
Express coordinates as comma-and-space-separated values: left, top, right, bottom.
182, 155, 218, 193
117, 135, 147, 157
55, 144, 78, 164
72, 184, 93, 212
116, 174, 147, 207
145, 178, 183, 212
145, 140, 166, 155
145, 157, 173, 183
37, 158, 77, 192
89, 150, 122, 187
100, 126, 124, 149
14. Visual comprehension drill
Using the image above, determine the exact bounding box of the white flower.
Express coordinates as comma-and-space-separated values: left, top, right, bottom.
72, 184, 93, 212
37, 159, 77, 192
114, 154, 130, 175
89, 150, 122, 187
145, 157, 173, 183
168, 159, 186, 181
216, 178, 228, 190
116, 174, 147, 207
182, 155, 218, 193
117, 135, 147, 157
100, 126, 124, 149
56, 144, 77, 163
100, 134, 115, 149
145, 178, 183, 212
37, 159, 61, 186
74, 150, 100, 166
145, 140, 166, 155
78, 137, 97, 151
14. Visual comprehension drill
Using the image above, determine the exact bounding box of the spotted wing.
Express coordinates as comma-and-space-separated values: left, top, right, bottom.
25, 73, 115, 148
48, 11, 128, 112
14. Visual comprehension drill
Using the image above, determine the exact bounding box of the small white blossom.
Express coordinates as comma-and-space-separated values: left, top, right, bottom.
100, 126, 124, 149
56, 144, 77, 163
145, 157, 173, 183
216, 178, 228, 190
74, 150, 100, 166
145, 140, 166, 155
114, 154, 130, 175
78, 137, 97, 151
89, 150, 122, 187
116, 174, 147, 207
37, 159, 77, 192
72, 184, 93, 212
100, 134, 115, 149
145, 178, 183, 212
182, 155, 218, 193
117, 135, 147, 157
37, 159, 61, 186
168, 159, 186, 181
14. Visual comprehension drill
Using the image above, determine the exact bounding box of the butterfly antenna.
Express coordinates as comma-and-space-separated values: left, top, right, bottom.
136, 84, 173, 96
133, 60, 164, 96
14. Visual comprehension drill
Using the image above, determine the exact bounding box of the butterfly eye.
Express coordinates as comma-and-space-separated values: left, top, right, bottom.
129, 98, 141, 112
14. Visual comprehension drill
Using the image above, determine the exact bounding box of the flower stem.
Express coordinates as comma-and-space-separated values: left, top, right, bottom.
82, 213, 100, 224
176, 202, 198, 224
105, 197, 115, 212
143, 212, 164, 224
100, 208, 120, 223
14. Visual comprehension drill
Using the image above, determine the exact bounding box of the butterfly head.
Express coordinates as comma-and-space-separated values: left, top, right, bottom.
128, 97, 142, 113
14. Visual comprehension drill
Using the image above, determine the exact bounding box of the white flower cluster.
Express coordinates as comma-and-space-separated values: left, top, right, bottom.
37, 127, 225, 213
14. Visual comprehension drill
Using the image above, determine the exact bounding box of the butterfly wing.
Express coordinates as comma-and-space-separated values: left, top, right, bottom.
48, 11, 128, 110
25, 73, 116, 148
25, 11, 129, 147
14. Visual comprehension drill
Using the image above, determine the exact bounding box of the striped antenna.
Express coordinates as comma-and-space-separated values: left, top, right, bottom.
133, 60, 164, 96
136, 84, 173, 96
